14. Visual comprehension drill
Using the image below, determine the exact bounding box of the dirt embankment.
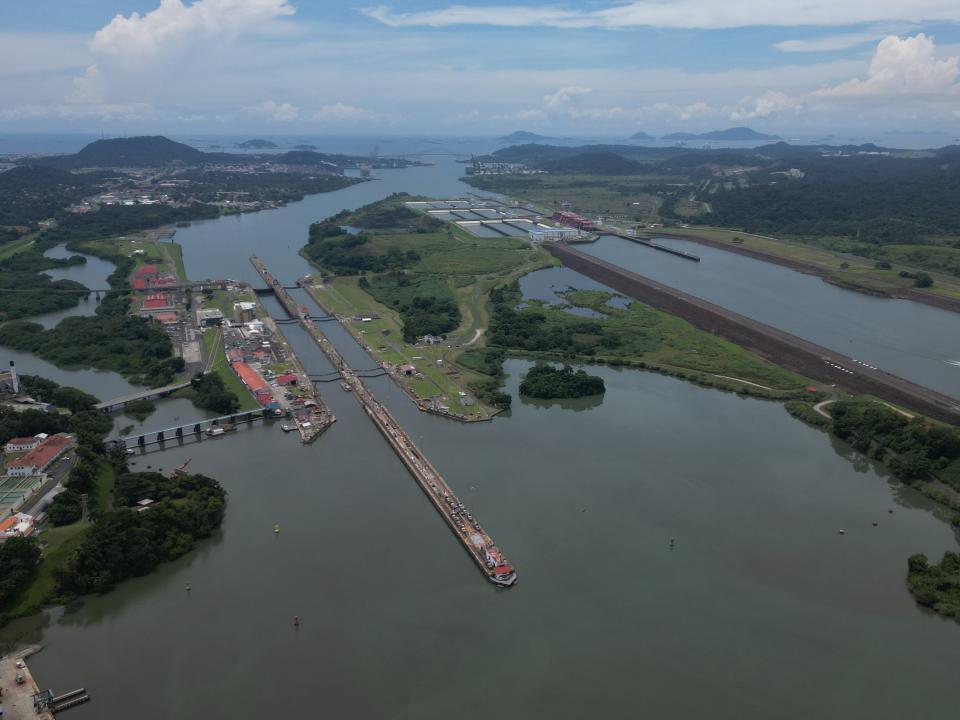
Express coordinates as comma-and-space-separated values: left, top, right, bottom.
545, 242, 960, 425
658, 232, 960, 315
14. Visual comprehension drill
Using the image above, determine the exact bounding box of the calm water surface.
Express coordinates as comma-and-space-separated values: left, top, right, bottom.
2, 160, 960, 718
581, 235, 960, 399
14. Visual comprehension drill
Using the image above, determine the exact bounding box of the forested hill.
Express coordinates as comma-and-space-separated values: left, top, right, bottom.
484, 141, 960, 244
17, 135, 372, 170
23, 136, 211, 168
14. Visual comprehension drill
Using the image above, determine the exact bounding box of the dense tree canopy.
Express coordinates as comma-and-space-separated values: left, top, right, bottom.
55, 471, 226, 596
519, 363, 606, 399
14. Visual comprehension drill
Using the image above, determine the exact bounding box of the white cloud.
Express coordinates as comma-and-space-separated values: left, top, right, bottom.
0, 102, 153, 121
312, 102, 381, 122
815, 33, 960, 95
730, 90, 803, 120
92, 0, 295, 60
361, 2, 960, 30
246, 100, 300, 120
543, 85, 592, 108
649, 101, 714, 121
774, 32, 887, 53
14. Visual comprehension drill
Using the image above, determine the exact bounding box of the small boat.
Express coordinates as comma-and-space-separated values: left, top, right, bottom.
341, 381, 352, 392
280, 424, 293, 432
206, 427, 226, 437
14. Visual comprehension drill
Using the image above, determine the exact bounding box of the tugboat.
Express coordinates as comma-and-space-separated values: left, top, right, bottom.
280, 423, 294, 433
482, 545, 517, 587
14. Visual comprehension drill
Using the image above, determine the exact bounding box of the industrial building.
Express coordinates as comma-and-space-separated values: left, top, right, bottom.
196, 308, 225, 327
234, 301, 257, 323
5, 434, 74, 477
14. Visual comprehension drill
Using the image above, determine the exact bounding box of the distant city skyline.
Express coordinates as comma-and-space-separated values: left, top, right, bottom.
2, 0, 959, 135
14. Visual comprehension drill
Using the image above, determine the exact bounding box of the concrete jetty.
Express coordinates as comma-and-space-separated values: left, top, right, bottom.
251, 257, 516, 587
0, 646, 54, 720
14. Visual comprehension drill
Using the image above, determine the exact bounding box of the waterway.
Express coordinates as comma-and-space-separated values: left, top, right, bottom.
580, 235, 960, 399
3, 158, 960, 717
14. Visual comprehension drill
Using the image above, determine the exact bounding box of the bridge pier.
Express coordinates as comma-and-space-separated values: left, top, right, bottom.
176, 427, 183, 438
138, 436, 145, 446
157, 431, 164, 443
193, 423, 201, 434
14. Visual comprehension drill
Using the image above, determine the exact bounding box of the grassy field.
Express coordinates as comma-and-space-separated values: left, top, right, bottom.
201, 288, 254, 318
309, 277, 499, 417
653, 225, 960, 301
301, 199, 555, 416
521, 288, 816, 398
0, 233, 37, 260
464, 174, 682, 223
81, 234, 187, 281
5, 459, 114, 618
200, 329, 260, 411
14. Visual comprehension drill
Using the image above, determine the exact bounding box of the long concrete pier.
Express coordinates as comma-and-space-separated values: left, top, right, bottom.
251, 256, 516, 587
545, 242, 960, 424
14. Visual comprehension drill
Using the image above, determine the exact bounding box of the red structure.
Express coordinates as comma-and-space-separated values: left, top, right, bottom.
142, 293, 170, 310
552, 210, 595, 231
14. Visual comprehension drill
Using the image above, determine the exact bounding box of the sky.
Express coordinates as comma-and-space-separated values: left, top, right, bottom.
2, 0, 960, 137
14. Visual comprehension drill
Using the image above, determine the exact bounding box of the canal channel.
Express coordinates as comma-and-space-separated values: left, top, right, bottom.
3, 157, 960, 718
578, 234, 960, 400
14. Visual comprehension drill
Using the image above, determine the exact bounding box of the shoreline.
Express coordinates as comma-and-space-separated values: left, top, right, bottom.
546, 242, 960, 424
654, 231, 960, 315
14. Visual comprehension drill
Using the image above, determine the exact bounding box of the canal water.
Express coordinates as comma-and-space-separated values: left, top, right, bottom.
3, 158, 960, 718
580, 235, 960, 399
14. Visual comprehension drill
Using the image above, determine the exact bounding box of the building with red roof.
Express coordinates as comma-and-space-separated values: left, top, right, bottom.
142, 293, 171, 311
0, 513, 35, 542
231, 362, 269, 392
275, 374, 298, 386
133, 277, 148, 290
4, 436, 41, 454
151, 312, 179, 325
135, 264, 158, 278
6, 434, 74, 477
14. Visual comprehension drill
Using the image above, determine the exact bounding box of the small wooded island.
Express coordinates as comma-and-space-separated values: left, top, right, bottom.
519, 364, 606, 399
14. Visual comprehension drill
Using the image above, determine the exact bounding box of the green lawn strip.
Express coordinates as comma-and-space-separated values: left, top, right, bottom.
0, 234, 37, 261
307, 278, 492, 417
6, 520, 92, 617
199, 329, 260, 411
502, 287, 815, 399
7, 457, 115, 617
654, 226, 960, 300
164, 241, 188, 281
463, 174, 682, 221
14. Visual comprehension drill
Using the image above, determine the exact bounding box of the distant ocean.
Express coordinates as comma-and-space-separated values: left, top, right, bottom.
1, 130, 957, 158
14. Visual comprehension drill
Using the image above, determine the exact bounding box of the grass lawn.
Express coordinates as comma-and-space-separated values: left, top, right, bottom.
464, 174, 684, 223
201, 329, 260, 411
653, 226, 960, 301
5, 458, 114, 618
0, 234, 37, 260
202, 288, 253, 318
6, 520, 92, 617
309, 278, 495, 416
522, 288, 816, 398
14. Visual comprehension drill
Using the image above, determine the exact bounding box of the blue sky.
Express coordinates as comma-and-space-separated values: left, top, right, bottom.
2, 0, 959, 136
